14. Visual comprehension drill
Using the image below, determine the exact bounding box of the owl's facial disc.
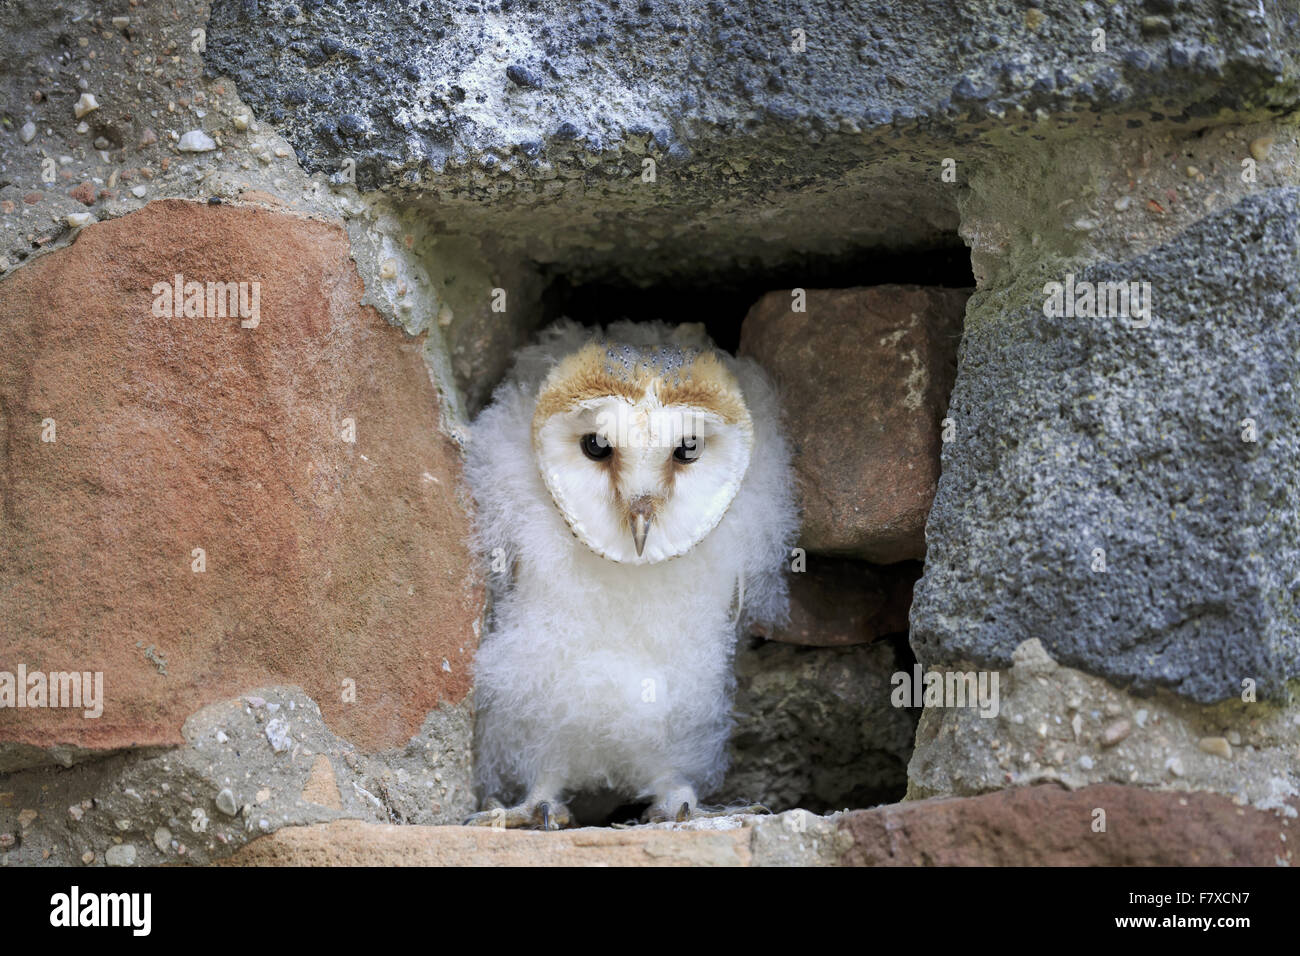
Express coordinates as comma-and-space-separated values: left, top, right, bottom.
532, 348, 754, 564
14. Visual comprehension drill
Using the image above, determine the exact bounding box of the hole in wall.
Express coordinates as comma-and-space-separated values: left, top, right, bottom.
502, 241, 973, 823
543, 244, 975, 352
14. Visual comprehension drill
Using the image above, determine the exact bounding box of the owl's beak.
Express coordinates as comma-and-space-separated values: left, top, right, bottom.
628, 496, 655, 557
632, 513, 650, 556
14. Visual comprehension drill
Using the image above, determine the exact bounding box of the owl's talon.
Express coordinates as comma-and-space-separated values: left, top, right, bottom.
644, 797, 773, 825
463, 797, 572, 830
692, 802, 771, 818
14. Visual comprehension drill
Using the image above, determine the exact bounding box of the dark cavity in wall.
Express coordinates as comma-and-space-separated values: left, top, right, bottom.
536, 244, 967, 821
543, 244, 974, 352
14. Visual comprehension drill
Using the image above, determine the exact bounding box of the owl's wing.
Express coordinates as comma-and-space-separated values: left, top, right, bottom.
716, 356, 802, 633
464, 382, 527, 599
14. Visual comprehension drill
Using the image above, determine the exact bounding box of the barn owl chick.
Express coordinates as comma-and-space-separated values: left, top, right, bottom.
464, 319, 798, 828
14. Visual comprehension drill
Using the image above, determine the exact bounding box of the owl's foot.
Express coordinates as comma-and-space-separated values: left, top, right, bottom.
643, 802, 771, 823
463, 797, 572, 830
643, 782, 697, 823
642, 801, 693, 824
643, 786, 771, 824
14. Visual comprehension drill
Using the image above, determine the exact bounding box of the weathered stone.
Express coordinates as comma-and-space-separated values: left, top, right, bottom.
839, 784, 1296, 866
201, 0, 1300, 287
0, 0, 358, 286
712, 638, 917, 814
219, 818, 754, 867
740, 286, 968, 562
0, 689, 475, 866
1, 0, 1296, 861
216, 782, 1298, 866
905, 639, 1299, 808
753, 557, 919, 647
913, 164, 1300, 704
218, 810, 847, 866
0, 199, 481, 763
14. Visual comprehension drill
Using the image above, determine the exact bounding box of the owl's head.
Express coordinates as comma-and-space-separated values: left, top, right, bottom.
531, 340, 754, 564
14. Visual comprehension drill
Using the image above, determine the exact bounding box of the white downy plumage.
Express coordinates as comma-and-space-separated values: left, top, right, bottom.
464, 319, 799, 821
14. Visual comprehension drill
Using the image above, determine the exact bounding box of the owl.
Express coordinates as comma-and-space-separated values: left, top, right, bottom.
463, 318, 798, 828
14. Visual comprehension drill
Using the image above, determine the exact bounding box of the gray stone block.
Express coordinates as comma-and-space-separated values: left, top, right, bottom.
912, 187, 1300, 703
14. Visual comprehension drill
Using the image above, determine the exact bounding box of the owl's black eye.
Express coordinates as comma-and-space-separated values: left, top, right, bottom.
580, 433, 612, 461
674, 437, 703, 463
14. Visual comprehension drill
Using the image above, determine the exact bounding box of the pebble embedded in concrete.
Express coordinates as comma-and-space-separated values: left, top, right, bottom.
105, 844, 136, 867
265, 719, 292, 754
215, 788, 239, 817
73, 93, 99, 119
178, 130, 217, 152
1101, 720, 1132, 748
1198, 737, 1233, 759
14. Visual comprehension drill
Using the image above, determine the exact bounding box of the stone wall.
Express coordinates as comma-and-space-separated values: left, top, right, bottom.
1, 0, 1296, 864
